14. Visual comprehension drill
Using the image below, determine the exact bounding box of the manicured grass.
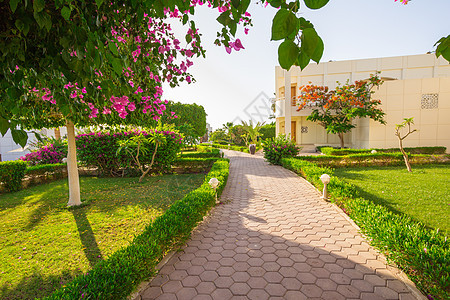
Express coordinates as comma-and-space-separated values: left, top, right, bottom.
0, 174, 205, 300
334, 164, 450, 233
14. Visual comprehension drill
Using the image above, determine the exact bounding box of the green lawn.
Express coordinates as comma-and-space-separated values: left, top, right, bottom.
0, 174, 205, 300
334, 164, 450, 233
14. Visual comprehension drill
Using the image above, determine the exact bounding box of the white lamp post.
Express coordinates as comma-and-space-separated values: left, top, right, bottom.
208, 177, 220, 204
320, 174, 331, 201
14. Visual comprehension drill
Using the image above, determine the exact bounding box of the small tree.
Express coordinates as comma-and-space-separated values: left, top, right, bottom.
117, 132, 166, 182
297, 74, 386, 148
395, 117, 417, 172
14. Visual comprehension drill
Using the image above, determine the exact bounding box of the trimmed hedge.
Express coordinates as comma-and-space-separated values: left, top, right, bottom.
297, 153, 449, 168
320, 146, 447, 156
25, 163, 67, 176
281, 157, 449, 299
0, 161, 27, 192
179, 150, 221, 158
44, 159, 230, 300
172, 158, 220, 173
200, 143, 261, 153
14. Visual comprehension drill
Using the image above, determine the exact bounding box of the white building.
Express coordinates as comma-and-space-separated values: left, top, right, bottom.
0, 128, 66, 161
275, 53, 450, 151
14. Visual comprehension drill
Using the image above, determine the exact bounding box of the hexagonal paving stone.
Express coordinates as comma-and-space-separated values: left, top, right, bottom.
297, 272, 317, 284
247, 277, 268, 289
265, 283, 287, 297
199, 271, 218, 282
300, 284, 323, 298
211, 288, 233, 300
247, 289, 270, 300
195, 281, 215, 294
230, 282, 251, 295
231, 271, 250, 283
174, 287, 197, 300
281, 277, 301, 290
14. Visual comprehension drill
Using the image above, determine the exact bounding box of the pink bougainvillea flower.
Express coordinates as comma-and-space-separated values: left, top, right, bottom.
102, 107, 112, 115
234, 39, 245, 50
128, 102, 136, 111
225, 47, 232, 54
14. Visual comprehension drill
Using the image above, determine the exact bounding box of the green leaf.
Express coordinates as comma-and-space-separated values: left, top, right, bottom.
296, 50, 310, 70
303, 0, 329, 9
15, 19, 24, 31
301, 27, 319, 58
108, 42, 119, 56
435, 35, 450, 63
232, 0, 240, 9
278, 40, 299, 70
182, 14, 189, 25
95, 0, 104, 7
271, 9, 297, 41
309, 35, 323, 63
185, 34, 192, 44
298, 17, 314, 30
239, 0, 250, 13
10, 0, 20, 13
6, 87, 21, 100
33, 0, 45, 13
111, 58, 122, 75
268, 0, 283, 8
61, 6, 71, 21
0, 117, 9, 136
11, 129, 28, 148
217, 11, 232, 26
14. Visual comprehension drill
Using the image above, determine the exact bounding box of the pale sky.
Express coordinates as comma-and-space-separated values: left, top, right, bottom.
162, 0, 450, 130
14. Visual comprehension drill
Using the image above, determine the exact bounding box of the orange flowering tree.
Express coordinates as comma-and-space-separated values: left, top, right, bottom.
297, 74, 386, 148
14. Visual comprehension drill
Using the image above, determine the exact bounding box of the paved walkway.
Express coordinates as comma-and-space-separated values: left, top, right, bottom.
136, 151, 422, 300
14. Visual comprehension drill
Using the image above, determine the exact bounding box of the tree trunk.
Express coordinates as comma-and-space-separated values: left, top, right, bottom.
66, 120, 82, 206
338, 132, 345, 148
399, 139, 412, 172
54, 127, 61, 140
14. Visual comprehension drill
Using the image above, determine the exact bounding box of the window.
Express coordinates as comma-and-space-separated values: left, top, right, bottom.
291, 85, 297, 106
421, 93, 438, 109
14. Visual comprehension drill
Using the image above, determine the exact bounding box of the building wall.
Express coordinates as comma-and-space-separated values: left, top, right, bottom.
275, 54, 450, 151
0, 127, 66, 161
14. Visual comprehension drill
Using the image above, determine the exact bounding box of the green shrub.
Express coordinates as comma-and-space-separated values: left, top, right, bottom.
76, 130, 182, 176
0, 161, 27, 192
320, 146, 447, 156
180, 150, 221, 158
263, 134, 300, 165
280, 157, 449, 299
44, 159, 230, 300
25, 163, 67, 176
296, 153, 448, 168
173, 158, 219, 173
196, 145, 215, 153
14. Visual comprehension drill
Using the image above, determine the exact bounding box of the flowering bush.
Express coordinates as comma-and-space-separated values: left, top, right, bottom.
20, 143, 68, 166
263, 134, 299, 165
76, 129, 182, 176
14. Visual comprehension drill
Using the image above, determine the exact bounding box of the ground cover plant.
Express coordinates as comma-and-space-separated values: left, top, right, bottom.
281, 158, 450, 299
333, 164, 450, 233
0, 173, 205, 300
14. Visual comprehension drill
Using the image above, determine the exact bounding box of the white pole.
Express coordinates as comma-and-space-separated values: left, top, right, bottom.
66, 119, 82, 206
284, 68, 292, 139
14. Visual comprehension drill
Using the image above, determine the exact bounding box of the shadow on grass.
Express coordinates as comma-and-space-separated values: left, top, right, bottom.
71, 209, 103, 268
0, 269, 83, 300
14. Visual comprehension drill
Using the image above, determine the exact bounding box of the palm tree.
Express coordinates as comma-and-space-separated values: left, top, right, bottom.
241, 120, 265, 145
